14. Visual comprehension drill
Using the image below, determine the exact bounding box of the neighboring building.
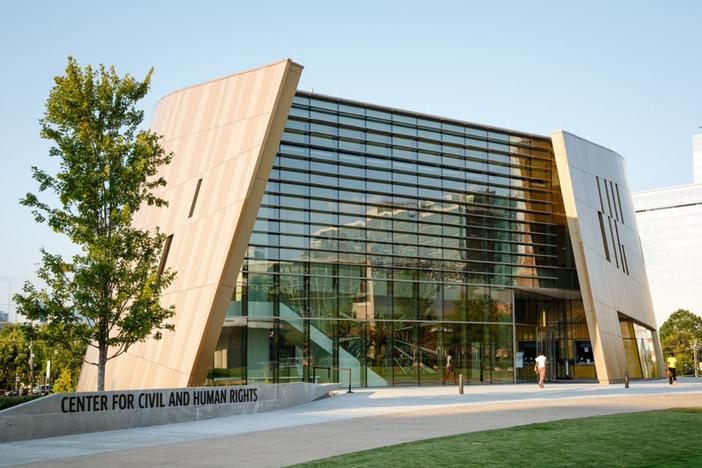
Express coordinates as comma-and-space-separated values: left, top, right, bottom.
633, 133, 702, 326
0, 310, 8, 330
694, 133, 702, 184
78, 60, 662, 391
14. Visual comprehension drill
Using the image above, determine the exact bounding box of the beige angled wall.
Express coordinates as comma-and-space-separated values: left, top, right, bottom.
551, 131, 662, 383
78, 60, 303, 391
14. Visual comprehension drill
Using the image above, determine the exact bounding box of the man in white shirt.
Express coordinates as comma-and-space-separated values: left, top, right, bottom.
534, 354, 547, 388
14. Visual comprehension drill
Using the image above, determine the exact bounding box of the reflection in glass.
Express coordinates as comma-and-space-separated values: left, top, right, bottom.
367, 320, 393, 386
247, 319, 274, 383
418, 322, 441, 385
393, 321, 418, 386
248, 274, 275, 317
338, 320, 367, 386
279, 314, 305, 383
208, 91, 594, 388
309, 319, 335, 383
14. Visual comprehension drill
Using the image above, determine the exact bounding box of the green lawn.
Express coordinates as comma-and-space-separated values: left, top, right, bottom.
295, 408, 702, 467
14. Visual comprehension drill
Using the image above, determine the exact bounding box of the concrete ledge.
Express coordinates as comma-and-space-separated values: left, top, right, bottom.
0, 382, 338, 442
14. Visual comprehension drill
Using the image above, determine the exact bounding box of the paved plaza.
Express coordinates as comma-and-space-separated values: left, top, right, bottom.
2, 379, 702, 467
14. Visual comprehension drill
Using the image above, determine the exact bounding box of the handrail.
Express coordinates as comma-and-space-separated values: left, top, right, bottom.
311, 365, 353, 394
312, 366, 331, 384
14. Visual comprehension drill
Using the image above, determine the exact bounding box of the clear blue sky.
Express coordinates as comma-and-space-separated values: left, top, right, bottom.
1, 1, 700, 319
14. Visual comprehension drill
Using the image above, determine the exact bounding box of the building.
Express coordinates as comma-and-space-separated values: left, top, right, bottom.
0, 310, 8, 330
78, 60, 662, 391
633, 132, 702, 325
694, 133, 702, 185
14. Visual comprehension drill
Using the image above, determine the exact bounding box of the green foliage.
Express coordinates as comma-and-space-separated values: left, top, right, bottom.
42, 325, 86, 385
0, 323, 85, 392
0, 324, 32, 390
14, 57, 176, 391
53, 367, 76, 393
659, 309, 702, 375
0, 395, 39, 411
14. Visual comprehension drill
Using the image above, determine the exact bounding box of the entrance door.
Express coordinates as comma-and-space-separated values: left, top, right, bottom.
536, 328, 557, 382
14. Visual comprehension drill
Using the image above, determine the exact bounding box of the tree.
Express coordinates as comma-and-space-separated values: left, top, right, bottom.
0, 324, 32, 391
659, 309, 702, 375
14, 57, 176, 391
38, 323, 86, 390
0, 323, 84, 393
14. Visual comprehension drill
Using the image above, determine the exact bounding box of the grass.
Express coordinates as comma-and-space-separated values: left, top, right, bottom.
295, 408, 702, 467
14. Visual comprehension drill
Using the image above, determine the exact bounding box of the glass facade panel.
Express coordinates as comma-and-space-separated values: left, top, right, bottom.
393, 321, 418, 386
491, 324, 514, 383
278, 314, 305, 382
367, 321, 393, 386
210, 91, 588, 387
418, 321, 442, 385
247, 319, 275, 383
633, 322, 660, 379
248, 273, 275, 317
309, 319, 335, 383
337, 320, 365, 386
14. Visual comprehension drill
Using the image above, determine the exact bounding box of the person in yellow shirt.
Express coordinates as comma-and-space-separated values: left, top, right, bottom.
666, 353, 678, 385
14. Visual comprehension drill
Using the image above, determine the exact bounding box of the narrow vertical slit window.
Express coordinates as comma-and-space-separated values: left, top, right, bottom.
158, 234, 174, 278
607, 217, 619, 268
614, 221, 625, 272
621, 247, 630, 275
188, 178, 203, 218
615, 183, 625, 224
604, 178, 613, 218
597, 212, 611, 262
595, 177, 605, 213
609, 180, 619, 221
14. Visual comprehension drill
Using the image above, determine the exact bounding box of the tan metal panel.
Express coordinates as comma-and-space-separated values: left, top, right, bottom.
551, 131, 662, 383
77, 60, 303, 391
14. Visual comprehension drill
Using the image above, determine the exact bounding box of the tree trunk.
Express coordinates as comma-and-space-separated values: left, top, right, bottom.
97, 345, 107, 392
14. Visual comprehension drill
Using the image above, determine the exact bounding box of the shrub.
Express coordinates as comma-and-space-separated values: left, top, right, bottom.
0, 395, 38, 411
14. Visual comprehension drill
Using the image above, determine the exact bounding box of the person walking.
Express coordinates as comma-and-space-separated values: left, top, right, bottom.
444, 352, 457, 385
666, 352, 678, 385
534, 353, 547, 388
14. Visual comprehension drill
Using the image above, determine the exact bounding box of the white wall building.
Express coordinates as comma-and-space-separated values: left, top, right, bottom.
694, 133, 702, 184
633, 133, 702, 326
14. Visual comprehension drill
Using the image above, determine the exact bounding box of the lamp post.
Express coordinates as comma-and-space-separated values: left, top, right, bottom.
29, 340, 34, 392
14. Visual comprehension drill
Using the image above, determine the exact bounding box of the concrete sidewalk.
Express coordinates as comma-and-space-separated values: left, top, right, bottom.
3, 379, 702, 467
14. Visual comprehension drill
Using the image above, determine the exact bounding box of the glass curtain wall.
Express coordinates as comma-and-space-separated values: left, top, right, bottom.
208, 91, 579, 387
514, 291, 589, 382
620, 319, 660, 379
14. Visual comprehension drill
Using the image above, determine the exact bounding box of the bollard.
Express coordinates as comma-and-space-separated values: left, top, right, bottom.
347, 368, 353, 394
459, 374, 464, 394
624, 372, 629, 389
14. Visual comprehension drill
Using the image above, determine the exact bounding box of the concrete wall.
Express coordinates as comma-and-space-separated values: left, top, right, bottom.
551, 131, 662, 383
0, 383, 336, 442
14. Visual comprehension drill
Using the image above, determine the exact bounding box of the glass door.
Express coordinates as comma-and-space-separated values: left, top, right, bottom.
536, 328, 556, 382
